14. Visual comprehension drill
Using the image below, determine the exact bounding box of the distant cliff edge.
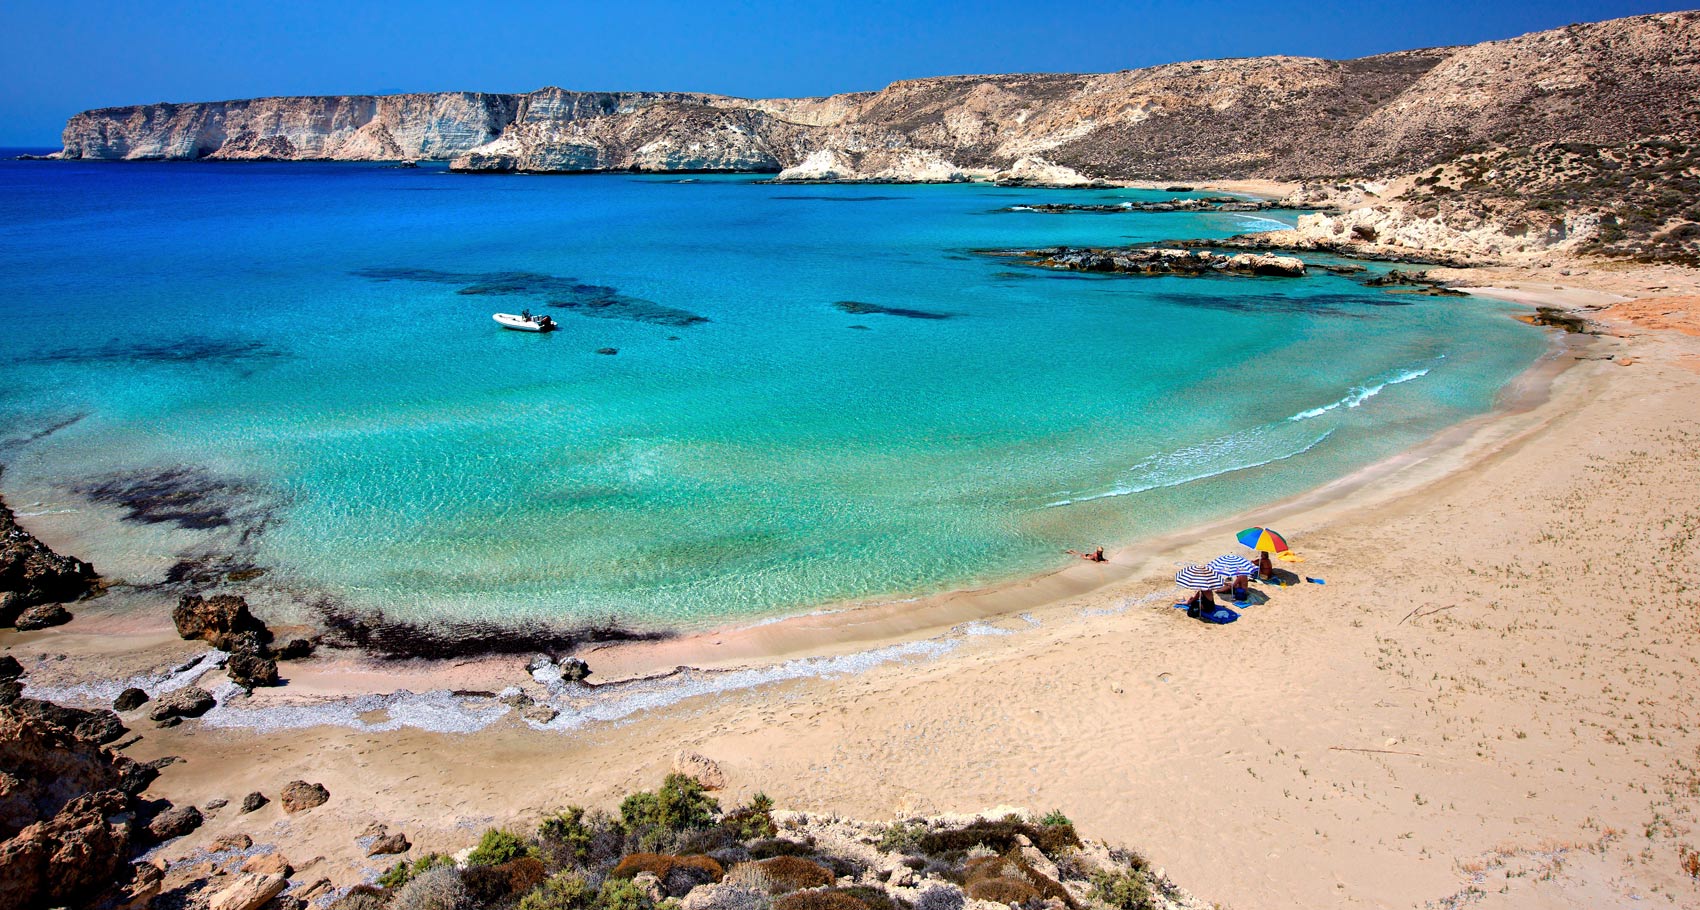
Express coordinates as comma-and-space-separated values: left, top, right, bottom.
52, 11, 1700, 264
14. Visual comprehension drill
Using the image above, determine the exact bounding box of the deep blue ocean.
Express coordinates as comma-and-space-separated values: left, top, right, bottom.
0, 152, 1549, 629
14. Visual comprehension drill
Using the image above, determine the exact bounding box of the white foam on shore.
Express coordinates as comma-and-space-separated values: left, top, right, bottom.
25, 650, 226, 706
192, 637, 959, 735
1288, 362, 1440, 422
1045, 429, 1335, 508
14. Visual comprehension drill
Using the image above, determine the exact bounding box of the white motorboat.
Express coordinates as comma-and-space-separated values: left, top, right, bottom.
494, 312, 557, 332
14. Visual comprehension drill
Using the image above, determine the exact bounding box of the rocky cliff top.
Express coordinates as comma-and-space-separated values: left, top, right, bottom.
49, 11, 1700, 264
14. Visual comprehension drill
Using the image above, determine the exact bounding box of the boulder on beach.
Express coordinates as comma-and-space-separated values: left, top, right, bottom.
0, 656, 22, 681
172, 593, 270, 652
114, 687, 150, 712
225, 649, 279, 689
146, 803, 203, 841
280, 780, 329, 813
673, 749, 728, 790
206, 871, 288, 910
13, 603, 71, 631
239, 791, 268, 813
368, 831, 411, 855
148, 686, 215, 722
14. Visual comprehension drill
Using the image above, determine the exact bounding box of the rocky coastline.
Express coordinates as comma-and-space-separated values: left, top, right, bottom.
987, 247, 1308, 279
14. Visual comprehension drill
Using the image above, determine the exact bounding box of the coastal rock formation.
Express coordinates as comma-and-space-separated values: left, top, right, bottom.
57, 14, 1700, 183
1, 492, 97, 624
999, 246, 1307, 278
0, 692, 180, 910
12, 603, 70, 631
173, 593, 270, 651
48, 12, 1700, 261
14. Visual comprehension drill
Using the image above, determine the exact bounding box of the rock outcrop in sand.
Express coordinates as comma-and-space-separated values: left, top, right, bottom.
1, 490, 97, 626
0, 669, 183, 910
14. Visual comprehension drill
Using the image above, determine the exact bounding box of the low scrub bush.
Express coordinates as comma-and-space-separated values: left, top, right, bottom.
467, 828, 537, 867
721, 793, 778, 841
917, 820, 1080, 859
749, 839, 813, 860
391, 867, 474, 910
874, 822, 927, 855
772, 891, 868, 910
621, 774, 720, 836
463, 857, 548, 905
611, 853, 726, 885
518, 872, 593, 910
380, 854, 456, 889
837, 886, 908, 910
332, 885, 393, 910
1088, 870, 1153, 910
755, 856, 834, 893
965, 853, 1072, 908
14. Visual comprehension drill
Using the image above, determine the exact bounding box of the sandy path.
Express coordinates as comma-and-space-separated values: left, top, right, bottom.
8, 280, 1700, 908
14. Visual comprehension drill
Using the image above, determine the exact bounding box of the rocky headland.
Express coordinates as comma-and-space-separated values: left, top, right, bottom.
47, 12, 1700, 263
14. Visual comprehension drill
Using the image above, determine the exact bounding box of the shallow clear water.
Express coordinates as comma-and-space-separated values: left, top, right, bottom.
0, 155, 1549, 629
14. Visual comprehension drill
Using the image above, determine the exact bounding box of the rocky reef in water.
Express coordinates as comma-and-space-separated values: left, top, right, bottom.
989, 247, 1308, 278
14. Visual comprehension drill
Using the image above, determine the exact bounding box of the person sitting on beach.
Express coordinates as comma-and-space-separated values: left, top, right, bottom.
1256, 552, 1274, 580
1068, 547, 1107, 563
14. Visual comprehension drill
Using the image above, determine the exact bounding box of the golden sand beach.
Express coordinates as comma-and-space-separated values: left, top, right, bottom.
9, 263, 1700, 909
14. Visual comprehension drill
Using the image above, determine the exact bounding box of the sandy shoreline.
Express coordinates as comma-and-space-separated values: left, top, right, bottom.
8, 263, 1700, 908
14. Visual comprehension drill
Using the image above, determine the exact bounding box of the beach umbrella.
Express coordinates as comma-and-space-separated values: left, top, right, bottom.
1208, 553, 1259, 577
1236, 527, 1290, 554
1175, 564, 1227, 590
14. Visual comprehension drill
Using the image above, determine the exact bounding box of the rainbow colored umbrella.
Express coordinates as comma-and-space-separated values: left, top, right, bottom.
1237, 527, 1289, 554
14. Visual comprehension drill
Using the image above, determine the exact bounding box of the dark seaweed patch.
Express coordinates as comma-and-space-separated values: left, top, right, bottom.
1150, 291, 1411, 317
160, 553, 268, 588
75, 468, 277, 540
315, 601, 671, 661
771, 195, 905, 202
352, 267, 708, 327
833, 300, 952, 320
0, 413, 86, 454
23, 339, 284, 368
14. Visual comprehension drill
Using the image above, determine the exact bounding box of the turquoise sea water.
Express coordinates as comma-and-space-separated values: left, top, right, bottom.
0, 154, 1550, 629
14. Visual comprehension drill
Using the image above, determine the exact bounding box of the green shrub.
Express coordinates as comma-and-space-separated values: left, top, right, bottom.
1036, 810, 1071, 828
519, 872, 594, 910
874, 822, 927, 854
379, 853, 455, 889
722, 793, 778, 841
468, 828, 536, 867
1088, 870, 1153, 910
621, 774, 721, 835
540, 807, 603, 868
597, 878, 654, 910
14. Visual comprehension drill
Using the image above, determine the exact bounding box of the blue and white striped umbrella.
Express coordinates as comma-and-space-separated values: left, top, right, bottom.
1208, 554, 1259, 577
1175, 564, 1227, 591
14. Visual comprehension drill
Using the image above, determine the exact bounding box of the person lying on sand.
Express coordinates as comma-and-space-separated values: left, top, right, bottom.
1067, 547, 1107, 563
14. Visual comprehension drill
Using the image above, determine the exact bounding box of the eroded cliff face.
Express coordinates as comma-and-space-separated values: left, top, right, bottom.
57, 12, 1700, 179
49, 12, 1700, 262
59, 91, 519, 161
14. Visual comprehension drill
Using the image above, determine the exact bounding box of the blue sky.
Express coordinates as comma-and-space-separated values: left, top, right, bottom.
2, 1, 1692, 145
